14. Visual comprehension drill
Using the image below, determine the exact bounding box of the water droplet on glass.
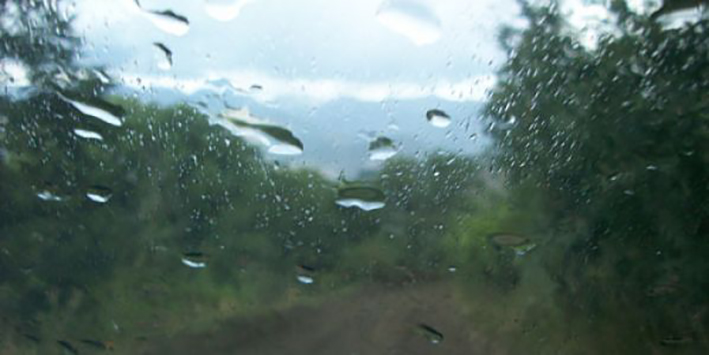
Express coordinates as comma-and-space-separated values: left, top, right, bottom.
153, 42, 173, 70
426, 109, 451, 128
60, 96, 123, 127
368, 136, 398, 161
488, 233, 536, 255
296, 275, 314, 284
376, 0, 442, 46
37, 190, 63, 202
218, 107, 303, 155
267, 142, 303, 155
92, 69, 111, 84
181, 252, 207, 268
335, 186, 386, 211
86, 186, 112, 204
205, 0, 253, 22
143, 9, 190, 36
416, 323, 444, 344
73, 129, 104, 141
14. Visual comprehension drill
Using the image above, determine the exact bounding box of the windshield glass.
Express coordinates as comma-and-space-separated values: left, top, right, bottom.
1, 0, 708, 354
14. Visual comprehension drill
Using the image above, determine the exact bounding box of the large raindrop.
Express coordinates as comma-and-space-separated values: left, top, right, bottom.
217, 107, 304, 155
335, 186, 386, 211
86, 185, 113, 204
425, 109, 451, 128
73, 129, 104, 141
153, 42, 173, 70
60, 95, 124, 127
181, 252, 208, 269
135, 1, 190, 36
368, 136, 399, 161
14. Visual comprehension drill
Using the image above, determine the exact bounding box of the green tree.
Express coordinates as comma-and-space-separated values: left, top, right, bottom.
486, 1, 709, 351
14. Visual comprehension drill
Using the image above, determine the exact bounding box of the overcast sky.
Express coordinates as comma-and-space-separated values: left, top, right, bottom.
69, 0, 634, 177
73, 0, 530, 102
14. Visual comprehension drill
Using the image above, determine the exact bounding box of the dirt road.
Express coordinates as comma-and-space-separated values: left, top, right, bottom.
140, 282, 505, 355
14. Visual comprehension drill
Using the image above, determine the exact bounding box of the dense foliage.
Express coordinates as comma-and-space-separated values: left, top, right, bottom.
486, 1, 709, 351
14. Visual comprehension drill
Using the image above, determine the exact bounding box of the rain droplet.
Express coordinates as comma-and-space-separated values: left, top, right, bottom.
143, 9, 190, 36
86, 186, 112, 203
218, 107, 303, 155
368, 136, 398, 161
268, 142, 303, 155
426, 109, 451, 128
296, 275, 314, 284
181, 252, 207, 268
488, 233, 536, 256
335, 186, 386, 211
205, 0, 253, 22
60, 96, 123, 127
376, 0, 442, 46
73, 129, 103, 141
92, 69, 111, 84
153, 42, 173, 70
296, 264, 316, 283
37, 190, 63, 202
416, 324, 444, 344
